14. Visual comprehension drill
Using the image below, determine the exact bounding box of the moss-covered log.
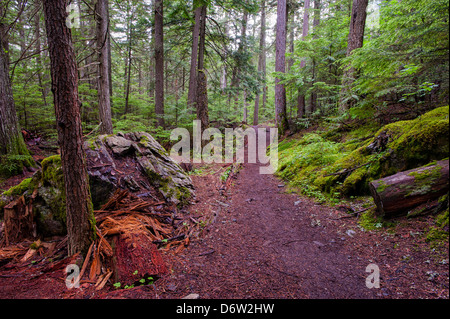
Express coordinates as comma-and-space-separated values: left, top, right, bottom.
369, 160, 449, 218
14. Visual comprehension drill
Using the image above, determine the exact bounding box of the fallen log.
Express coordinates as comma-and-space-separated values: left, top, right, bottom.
369, 160, 449, 218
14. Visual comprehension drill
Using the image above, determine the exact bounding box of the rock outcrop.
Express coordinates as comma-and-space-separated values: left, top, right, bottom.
1, 132, 195, 238
86, 131, 194, 207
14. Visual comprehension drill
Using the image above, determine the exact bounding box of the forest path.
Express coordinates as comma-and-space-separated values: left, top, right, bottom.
162, 126, 376, 299
0, 128, 445, 299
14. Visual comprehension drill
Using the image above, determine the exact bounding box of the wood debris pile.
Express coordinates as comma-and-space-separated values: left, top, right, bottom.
0, 189, 198, 290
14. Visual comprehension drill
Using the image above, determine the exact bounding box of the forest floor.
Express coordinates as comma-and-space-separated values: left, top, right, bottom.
0, 128, 448, 299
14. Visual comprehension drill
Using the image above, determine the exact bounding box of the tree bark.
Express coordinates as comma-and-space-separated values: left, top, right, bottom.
297, 94, 305, 118
369, 160, 449, 219
275, 0, 289, 134
34, 6, 48, 107
230, 10, 248, 116
124, 41, 132, 116
123, 0, 132, 117
339, 0, 369, 112
0, 3, 30, 159
243, 90, 248, 123
96, 0, 113, 134
196, 4, 209, 130
297, 0, 310, 118
148, 0, 155, 102
309, 0, 321, 115
43, 0, 95, 257
253, 0, 266, 126
187, 1, 202, 110
154, 0, 165, 128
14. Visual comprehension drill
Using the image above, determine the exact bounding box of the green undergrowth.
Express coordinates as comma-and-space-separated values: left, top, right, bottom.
425, 194, 449, 245
0, 154, 35, 178
426, 209, 449, 243
277, 105, 449, 203
358, 208, 397, 231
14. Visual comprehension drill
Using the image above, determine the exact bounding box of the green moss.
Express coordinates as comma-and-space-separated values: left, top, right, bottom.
325, 106, 447, 196
408, 165, 442, 181
376, 180, 389, 193
406, 165, 443, 197
41, 155, 64, 187
358, 210, 383, 230
385, 106, 449, 169
276, 106, 449, 204
359, 208, 397, 230
346, 122, 381, 141
340, 166, 369, 195
175, 186, 193, 207
436, 208, 449, 228
0, 154, 35, 178
0, 132, 36, 178
35, 155, 66, 223
41, 155, 61, 169
438, 193, 448, 204
2, 178, 36, 197
86, 138, 100, 151
426, 209, 449, 243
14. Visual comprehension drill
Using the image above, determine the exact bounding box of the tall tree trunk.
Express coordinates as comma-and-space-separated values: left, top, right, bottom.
299, 0, 310, 69
79, 0, 96, 92
43, 0, 95, 257
234, 11, 248, 114
243, 90, 247, 123
187, 1, 202, 110
124, 42, 132, 116
339, 0, 369, 112
154, 0, 165, 128
0, 3, 30, 159
123, 0, 132, 117
34, 6, 48, 107
309, 0, 321, 115
275, 0, 289, 134
253, 0, 266, 126
297, 94, 305, 118
18, 14, 26, 127
96, 0, 113, 134
148, 0, 155, 102
221, 23, 228, 94
196, 4, 209, 130
297, 0, 310, 118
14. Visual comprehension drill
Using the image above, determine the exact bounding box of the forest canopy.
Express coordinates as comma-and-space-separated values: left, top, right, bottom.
0, 0, 448, 294
0, 0, 448, 167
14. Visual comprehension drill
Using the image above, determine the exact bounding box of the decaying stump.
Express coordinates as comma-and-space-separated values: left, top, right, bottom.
369, 160, 449, 218
112, 233, 168, 286
3, 196, 36, 246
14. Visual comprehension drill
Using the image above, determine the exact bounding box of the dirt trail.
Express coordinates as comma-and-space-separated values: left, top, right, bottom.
1, 127, 447, 299
161, 126, 377, 299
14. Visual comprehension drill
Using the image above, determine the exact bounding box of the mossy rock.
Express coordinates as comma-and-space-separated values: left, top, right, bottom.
277, 106, 449, 199
0, 155, 67, 236
380, 106, 449, 171
2, 177, 36, 197
41, 155, 64, 188
322, 106, 449, 196
131, 132, 195, 206
1, 131, 195, 237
